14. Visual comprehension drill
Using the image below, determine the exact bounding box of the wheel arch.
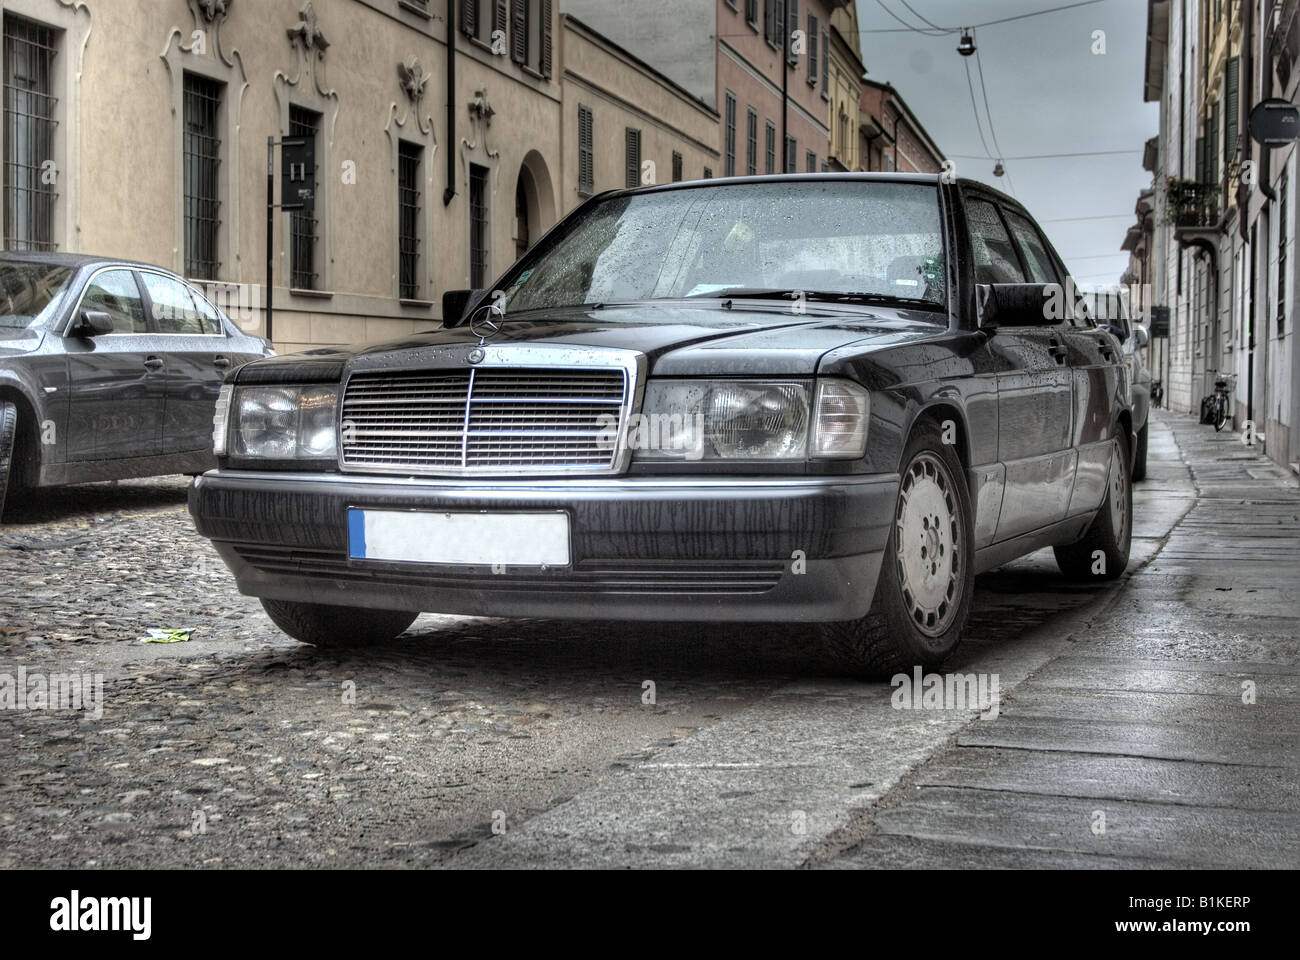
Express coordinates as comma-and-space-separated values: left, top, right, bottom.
0, 382, 44, 488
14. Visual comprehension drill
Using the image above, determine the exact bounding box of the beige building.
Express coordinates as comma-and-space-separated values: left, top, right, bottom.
826, 1, 864, 170
0, 0, 717, 353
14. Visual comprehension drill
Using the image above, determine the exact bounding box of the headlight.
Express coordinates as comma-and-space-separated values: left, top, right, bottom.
224, 384, 339, 459
632, 378, 870, 462
634, 380, 809, 461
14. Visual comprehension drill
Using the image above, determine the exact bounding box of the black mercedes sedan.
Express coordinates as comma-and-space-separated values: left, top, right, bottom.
0, 253, 271, 516
190, 174, 1133, 674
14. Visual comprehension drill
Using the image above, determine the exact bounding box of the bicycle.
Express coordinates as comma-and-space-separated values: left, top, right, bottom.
1206, 371, 1236, 432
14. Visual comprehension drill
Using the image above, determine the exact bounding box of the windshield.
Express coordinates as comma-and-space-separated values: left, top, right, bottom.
0, 261, 75, 330
497, 180, 947, 315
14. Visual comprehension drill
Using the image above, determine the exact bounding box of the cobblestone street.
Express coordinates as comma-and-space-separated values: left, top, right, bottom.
1, 412, 1296, 868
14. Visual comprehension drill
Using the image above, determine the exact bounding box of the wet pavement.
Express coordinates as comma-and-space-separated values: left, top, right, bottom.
0, 411, 1296, 868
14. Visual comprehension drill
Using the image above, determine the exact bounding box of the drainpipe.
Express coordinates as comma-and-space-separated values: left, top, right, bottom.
443, 9, 457, 205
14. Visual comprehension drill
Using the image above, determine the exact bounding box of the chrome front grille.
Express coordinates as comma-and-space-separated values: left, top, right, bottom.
340, 367, 630, 475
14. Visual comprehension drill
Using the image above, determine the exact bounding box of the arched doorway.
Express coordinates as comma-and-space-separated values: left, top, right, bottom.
514, 150, 556, 259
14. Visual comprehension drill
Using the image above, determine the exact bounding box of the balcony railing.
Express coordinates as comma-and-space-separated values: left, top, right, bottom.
1168, 182, 1219, 229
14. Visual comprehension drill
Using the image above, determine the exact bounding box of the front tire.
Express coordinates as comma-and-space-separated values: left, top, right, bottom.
821, 420, 974, 676
1214, 398, 1228, 432
1054, 433, 1131, 581
260, 598, 419, 648
0, 401, 18, 521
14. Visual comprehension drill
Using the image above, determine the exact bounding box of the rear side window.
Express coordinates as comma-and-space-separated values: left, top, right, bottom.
143, 273, 220, 335
80, 269, 147, 334
1005, 211, 1061, 284
966, 199, 1025, 284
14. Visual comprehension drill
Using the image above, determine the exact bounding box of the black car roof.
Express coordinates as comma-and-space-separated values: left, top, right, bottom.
0, 250, 173, 273
602, 171, 1027, 214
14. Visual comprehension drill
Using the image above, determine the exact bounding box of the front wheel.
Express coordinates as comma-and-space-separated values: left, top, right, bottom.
1054, 434, 1131, 581
821, 420, 975, 676
260, 598, 419, 648
0, 401, 18, 521
1214, 397, 1229, 432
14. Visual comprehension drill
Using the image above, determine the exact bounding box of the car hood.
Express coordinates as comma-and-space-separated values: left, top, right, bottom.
0, 328, 43, 357
236, 302, 947, 382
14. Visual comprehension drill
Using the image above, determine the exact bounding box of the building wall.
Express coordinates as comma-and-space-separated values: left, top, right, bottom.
0, 0, 724, 356
559, 15, 720, 201
559, 0, 717, 107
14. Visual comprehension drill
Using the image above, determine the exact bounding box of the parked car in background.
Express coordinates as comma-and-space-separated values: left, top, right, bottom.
190, 174, 1133, 674
1084, 286, 1151, 481
0, 253, 272, 517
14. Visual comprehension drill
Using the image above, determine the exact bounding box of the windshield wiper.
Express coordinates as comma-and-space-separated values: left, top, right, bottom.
685, 288, 940, 309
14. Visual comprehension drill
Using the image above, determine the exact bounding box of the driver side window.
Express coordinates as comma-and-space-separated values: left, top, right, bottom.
79, 270, 147, 334
967, 199, 1026, 285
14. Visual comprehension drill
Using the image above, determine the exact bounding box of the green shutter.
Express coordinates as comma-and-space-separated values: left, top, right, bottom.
1225, 55, 1240, 162
541, 0, 553, 77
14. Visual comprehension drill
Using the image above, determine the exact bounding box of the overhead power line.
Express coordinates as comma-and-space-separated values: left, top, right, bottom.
946, 149, 1142, 161
858, 0, 1112, 35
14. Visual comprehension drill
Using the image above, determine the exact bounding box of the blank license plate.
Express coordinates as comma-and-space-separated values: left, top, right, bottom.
347, 510, 570, 566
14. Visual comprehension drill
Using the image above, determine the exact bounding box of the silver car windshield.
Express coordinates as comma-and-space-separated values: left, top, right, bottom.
498, 180, 947, 315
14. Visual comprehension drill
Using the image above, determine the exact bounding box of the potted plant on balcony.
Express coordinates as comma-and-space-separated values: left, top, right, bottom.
1163, 177, 1219, 227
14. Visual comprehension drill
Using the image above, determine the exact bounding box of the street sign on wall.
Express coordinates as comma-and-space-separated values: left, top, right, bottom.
1249, 98, 1300, 147
281, 137, 316, 211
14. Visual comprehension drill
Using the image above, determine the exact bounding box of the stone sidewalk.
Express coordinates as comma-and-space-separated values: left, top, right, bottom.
824, 410, 1300, 868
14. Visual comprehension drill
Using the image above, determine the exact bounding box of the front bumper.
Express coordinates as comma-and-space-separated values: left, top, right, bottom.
188, 470, 897, 622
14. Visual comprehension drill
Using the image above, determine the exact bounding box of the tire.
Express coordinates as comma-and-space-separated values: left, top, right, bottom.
0, 400, 18, 521
821, 420, 975, 676
1131, 419, 1148, 482
260, 598, 419, 648
1053, 432, 1131, 581
1214, 398, 1228, 432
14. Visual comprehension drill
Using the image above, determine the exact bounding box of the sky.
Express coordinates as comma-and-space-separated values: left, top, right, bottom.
851, 0, 1159, 286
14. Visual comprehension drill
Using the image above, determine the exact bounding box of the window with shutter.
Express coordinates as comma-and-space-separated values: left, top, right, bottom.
724, 93, 736, 177
625, 127, 641, 188
806, 150, 815, 173
493, 0, 507, 36
765, 120, 775, 174
540, 0, 552, 77
765, 0, 776, 46
787, 0, 798, 65
785, 135, 796, 174
746, 107, 757, 175
821, 29, 829, 99
577, 104, 593, 196
808, 14, 818, 83
1208, 101, 1220, 186
461, 0, 477, 38
1195, 135, 1205, 186
672, 151, 683, 182
510, 0, 526, 63
703, 167, 712, 179
1225, 56, 1240, 163
746, 0, 758, 28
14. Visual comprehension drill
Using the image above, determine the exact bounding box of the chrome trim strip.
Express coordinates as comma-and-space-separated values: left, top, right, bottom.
200, 469, 898, 491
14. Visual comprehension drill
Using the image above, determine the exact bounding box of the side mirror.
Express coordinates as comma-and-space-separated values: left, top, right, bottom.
1098, 322, 1128, 344
976, 283, 1073, 330
1132, 324, 1149, 349
72, 310, 114, 337
441, 289, 487, 327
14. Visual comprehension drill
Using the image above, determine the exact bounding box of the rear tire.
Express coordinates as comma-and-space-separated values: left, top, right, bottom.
260, 598, 419, 648
0, 401, 18, 521
1131, 419, 1148, 482
821, 420, 974, 677
1054, 433, 1131, 581
1214, 398, 1228, 432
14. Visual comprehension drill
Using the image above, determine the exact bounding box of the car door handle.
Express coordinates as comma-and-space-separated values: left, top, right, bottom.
1047, 338, 1068, 364
213, 356, 231, 369
143, 356, 164, 372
